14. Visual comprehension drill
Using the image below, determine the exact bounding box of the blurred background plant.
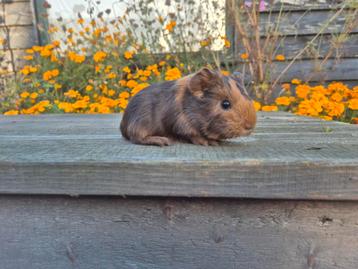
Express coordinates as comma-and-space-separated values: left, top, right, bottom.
1, 0, 357, 123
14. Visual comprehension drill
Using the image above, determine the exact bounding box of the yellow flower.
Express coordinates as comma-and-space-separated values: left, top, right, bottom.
58, 102, 74, 113
159, 61, 166, 66
54, 84, 62, 90
38, 89, 45, 94
275, 96, 291, 106
93, 51, 107, 62
30, 92, 38, 99
261, 105, 278, 112
282, 83, 290, 91
221, 70, 230, 76
107, 72, 117, 79
77, 18, 84, 24
126, 80, 138, 89
330, 92, 343, 102
108, 90, 116, 97
4, 110, 19, 116
295, 84, 310, 99
23, 55, 34, 60
68, 51, 86, 63
20, 91, 30, 99
240, 53, 249, 60
43, 69, 59, 81
119, 91, 130, 99
325, 101, 345, 117
348, 99, 358, 110
85, 85, 93, 92
165, 21, 176, 32
165, 67, 182, 81
291, 78, 301, 85
124, 51, 134, 60
119, 80, 127, 87
321, 116, 332, 121
275, 55, 285, 61
253, 101, 261, 111
122, 66, 131, 73
64, 89, 81, 99
131, 83, 150, 96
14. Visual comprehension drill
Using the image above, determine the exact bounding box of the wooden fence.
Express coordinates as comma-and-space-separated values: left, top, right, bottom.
226, 0, 358, 85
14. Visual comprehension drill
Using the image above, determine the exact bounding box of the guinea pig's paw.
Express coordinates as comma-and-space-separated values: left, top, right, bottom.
207, 139, 221, 146
147, 136, 173, 147
189, 136, 210, 146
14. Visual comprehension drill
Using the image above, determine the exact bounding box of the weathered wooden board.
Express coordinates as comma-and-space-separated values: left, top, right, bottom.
231, 58, 358, 83
0, 196, 357, 269
230, 34, 358, 60
0, 112, 357, 200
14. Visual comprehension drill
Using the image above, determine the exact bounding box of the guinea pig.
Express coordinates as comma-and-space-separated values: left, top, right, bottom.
120, 68, 257, 146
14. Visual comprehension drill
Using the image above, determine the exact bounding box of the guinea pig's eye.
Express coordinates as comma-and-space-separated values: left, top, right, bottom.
221, 99, 231, 110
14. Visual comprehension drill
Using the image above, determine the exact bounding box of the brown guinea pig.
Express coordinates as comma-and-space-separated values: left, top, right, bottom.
120, 68, 257, 146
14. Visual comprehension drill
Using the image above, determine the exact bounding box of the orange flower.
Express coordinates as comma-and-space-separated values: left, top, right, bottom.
348, 99, 358, 110
240, 53, 249, 60
93, 51, 107, 62
291, 78, 301, 85
119, 92, 130, 99
275, 54, 285, 61
275, 96, 291, 106
261, 105, 278, 112
165, 67, 182, 81
253, 101, 261, 111
295, 84, 310, 99
124, 51, 134, 60
4, 110, 19, 116
165, 21, 176, 32
281, 83, 290, 91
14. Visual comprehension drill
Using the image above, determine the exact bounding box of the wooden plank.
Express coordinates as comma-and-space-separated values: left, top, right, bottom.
247, 9, 358, 36
231, 34, 358, 60
231, 58, 358, 83
0, 196, 358, 269
0, 113, 357, 200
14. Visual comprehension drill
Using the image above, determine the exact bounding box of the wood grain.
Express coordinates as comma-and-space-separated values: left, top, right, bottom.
0, 196, 358, 269
0, 112, 357, 200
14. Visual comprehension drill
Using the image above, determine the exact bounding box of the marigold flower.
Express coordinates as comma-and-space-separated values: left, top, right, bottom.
23, 55, 34, 61
291, 78, 301, 85
64, 89, 81, 99
93, 51, 107, 62
119, 92, 130, 99
20, 91, 30, 99
165, 67, 182, 81
122, 66, 131, 73
275, 54, 285, 61
4, 110, 19, 116
253, 101, 261, 111
85, 85, 93, 92
126, 80, 138, 89
124, 51, 134, 60
131, 83, 150, 96
295, 84, 310, 99
240, 53, 249, 60
165, 21, 176, 32
348, 99, 358, 110
261, 105, 278, 112
275, 96, 291, 106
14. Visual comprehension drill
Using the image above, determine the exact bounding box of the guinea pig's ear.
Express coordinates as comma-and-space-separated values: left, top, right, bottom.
188, 68, 221, 98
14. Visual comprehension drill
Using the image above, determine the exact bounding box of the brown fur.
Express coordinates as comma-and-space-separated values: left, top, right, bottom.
120, 68, 257, 146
